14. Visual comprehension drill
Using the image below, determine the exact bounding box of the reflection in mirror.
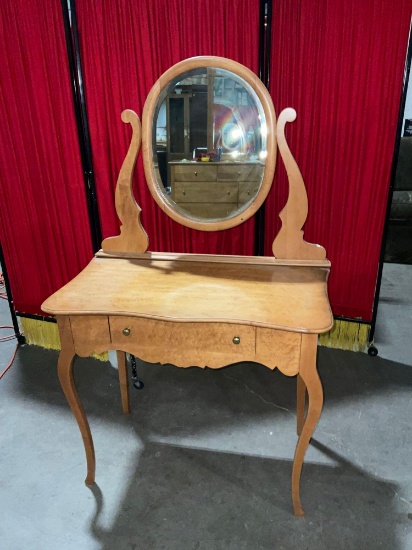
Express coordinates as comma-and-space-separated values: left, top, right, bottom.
153, 67, 267, 221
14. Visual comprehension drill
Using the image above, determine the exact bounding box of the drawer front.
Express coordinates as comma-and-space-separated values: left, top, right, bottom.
256, 328, 301, 375
173, 164, 217, 182
109, 317, 256, 368
174, 181, 238, 203
238, 181, 261, 205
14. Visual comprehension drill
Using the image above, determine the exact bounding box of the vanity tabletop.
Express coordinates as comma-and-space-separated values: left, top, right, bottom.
42, 254, 333, 333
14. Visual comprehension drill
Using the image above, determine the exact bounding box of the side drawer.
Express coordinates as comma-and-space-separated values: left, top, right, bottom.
255, 328, 301, 375
109, 317, 256, 368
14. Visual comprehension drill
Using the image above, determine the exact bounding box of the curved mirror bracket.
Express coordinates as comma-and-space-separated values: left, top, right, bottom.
100, 59, 326, 261
272, 108, 326, 260
102, 110, 149, 254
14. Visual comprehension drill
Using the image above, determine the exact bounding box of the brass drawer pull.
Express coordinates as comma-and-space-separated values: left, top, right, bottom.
232, 336, 240, 345
122, 327, 131, 336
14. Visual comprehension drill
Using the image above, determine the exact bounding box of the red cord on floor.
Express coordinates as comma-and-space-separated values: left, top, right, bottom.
0, 343, 18, 379
0, 272, 8, 300
0, 325, 18, 379
0, 272, 19, 377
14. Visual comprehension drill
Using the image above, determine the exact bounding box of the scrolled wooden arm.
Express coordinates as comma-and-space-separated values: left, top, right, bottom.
272, 108, 326, 260
102, 109, 149, 254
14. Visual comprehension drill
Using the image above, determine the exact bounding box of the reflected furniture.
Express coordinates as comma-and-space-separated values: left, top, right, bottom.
170, 161, 264, 218
42, 56, 333, 516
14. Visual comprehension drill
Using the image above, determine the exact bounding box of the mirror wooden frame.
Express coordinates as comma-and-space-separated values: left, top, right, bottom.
141, 56, 277, 231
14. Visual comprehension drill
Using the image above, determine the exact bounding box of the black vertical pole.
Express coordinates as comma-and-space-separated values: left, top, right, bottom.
60, 0, 102, 252
255, 0, 273, 256
368, 27, 412, 351
0, 241, 25, 345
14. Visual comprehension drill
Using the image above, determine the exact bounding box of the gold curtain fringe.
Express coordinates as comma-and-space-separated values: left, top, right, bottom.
20, 317, 370, 359
319, 320, 370, 352
19, 317, 109, 362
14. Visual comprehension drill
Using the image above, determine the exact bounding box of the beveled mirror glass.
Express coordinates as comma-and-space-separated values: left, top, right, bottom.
142, 57, 277, 231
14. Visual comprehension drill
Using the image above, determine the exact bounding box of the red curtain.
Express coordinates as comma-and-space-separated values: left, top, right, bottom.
76, 0, 260, 255
0, 0, 93, 315
1, 0, 410, 320
266, 0, 411, 320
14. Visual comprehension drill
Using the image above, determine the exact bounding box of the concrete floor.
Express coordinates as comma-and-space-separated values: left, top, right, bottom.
374, 263, 412, 365
1, 267, 412, 549
385, 223, 412, 264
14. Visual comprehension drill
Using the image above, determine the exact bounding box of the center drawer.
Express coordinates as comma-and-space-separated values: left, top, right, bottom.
173, 164, 217, 182
109, 317, 256, 368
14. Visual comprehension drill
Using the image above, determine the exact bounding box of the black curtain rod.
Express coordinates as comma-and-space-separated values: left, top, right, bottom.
255, 0, 273, 257
334, 315, 370, 325
0, 242, 26, 344
16, 312, 57, 324
60, 0, 102, 253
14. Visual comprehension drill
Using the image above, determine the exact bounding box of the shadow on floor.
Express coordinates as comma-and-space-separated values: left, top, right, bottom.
5, 345, 412, 548
85, 438, 398, 550
11, 344, 412, 431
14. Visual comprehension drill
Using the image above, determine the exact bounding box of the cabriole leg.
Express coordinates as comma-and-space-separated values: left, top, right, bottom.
296, 373, 307, 436
116, 351, 130, 414
292, 334, 323, 516
57, 316, 95, 485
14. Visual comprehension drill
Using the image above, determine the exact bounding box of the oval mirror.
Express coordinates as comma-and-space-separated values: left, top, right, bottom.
142, 57, 276, 231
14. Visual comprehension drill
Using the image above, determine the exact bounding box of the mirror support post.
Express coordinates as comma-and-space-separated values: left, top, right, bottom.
101, 111, 149, 254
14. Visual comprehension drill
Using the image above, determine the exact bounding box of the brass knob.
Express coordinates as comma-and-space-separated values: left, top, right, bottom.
233, 336, 240, 345
194, 171, 197, 176
122, 328, 131, 336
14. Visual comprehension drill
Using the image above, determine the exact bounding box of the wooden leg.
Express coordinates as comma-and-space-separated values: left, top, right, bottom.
292, 334, 323, 516
296, 374, 306, 436
57, 317, 95, 485
116, 351, 130, 414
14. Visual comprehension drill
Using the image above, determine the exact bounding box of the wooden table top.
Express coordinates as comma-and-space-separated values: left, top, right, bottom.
42, 255, 333, 333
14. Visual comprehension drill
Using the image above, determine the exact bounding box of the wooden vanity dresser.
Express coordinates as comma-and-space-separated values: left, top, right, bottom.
42, 57, 333, 516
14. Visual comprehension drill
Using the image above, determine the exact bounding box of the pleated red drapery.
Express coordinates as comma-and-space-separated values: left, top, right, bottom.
266, 0, 411, 320
0, 0, 410, 320
76, 0, 261, 255
0, 0, 94, 314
